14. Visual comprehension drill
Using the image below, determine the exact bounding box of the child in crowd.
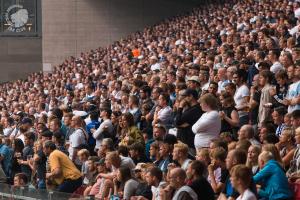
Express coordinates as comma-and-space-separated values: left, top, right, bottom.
78, 149, 90, 185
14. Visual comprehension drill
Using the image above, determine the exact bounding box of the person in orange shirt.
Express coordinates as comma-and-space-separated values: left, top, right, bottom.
43, 140, 82, 193
132, 45, 140, 58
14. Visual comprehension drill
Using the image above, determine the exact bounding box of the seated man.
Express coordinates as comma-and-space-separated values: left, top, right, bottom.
43, 140, 82, 193
160, 168, 198, 200
253, 151, 292, 200
172, 142, 191, 170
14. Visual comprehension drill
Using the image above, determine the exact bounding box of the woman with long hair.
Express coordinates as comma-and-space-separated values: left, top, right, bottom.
119, 113, 144, 146
113, 167, 139, 200
246, 145, 261, 175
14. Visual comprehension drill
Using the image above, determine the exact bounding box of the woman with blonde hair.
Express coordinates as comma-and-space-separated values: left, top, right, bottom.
246, 145, 261, 175
275, 128, 295, 168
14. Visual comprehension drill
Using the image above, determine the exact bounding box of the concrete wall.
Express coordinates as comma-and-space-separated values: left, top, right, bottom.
42, 0, 197, 69
0, 37, 42, 82
0, 0, 197, 82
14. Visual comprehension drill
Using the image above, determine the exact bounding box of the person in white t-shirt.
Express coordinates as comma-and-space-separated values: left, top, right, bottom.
153, 93, 173, 129
192, 93, 221, 149
233, 69, 250, 126
69, 116, 88, 165
230, 164, 257, 200
268, 49, 284, 74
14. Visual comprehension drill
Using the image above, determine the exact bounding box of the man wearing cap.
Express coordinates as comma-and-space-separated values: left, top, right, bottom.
150, 56, 161, 71
41, 129, 53, 142
175, 89, 203, 151
187, 76, 201, 93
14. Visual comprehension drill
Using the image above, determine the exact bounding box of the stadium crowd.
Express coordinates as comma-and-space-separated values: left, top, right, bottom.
0, 0, 299, 199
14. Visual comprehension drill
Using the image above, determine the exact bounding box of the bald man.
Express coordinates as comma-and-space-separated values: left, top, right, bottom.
217, 67, 230, 93
167, 168, 198, 200
238, 125, 261, 146
253, 151, 292, 200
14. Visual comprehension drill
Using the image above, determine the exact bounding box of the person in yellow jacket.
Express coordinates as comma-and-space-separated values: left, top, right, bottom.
43, 140, 82, 193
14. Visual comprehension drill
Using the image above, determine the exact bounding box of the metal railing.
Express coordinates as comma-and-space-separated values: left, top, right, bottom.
0, 183, 86, 200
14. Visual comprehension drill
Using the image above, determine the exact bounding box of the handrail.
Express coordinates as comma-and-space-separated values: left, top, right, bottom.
0, 183, 85, 200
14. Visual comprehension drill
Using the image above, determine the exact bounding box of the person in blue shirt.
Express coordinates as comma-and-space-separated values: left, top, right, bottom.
253, 151, 292, 200
0, 136, 12, 178
86, 111, 101, 151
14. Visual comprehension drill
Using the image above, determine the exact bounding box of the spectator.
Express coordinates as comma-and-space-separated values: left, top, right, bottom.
253, 151, 292, 200
238, 125, 261, 146
86, 111, 100, 151
153, 93, 173, 129
220, 149, 247, 200
144, 166, 164, 200
275, 128, 296, 169
172, 142, 191, 170
219, 92, 240, 138
77, 149, 90, 184
18, 132, 34, 180
272, 106, 287, 137
14, 173, 28, 187
63, 113, 74, 140
291, 109, 300, 129
129, 95, 142, 126
233, 69, 250, 126
0, 136, 12, 177
230, 165, 257, 200
208, 147, 228, 194
287, 127, 300, 182
113, 166, 139, 200
69, 116, 88, 165
246, 145, 261, 175
192, 93, 221, 149
119, 113, 144, 146
158, 141, 172, 173
129, 142, 150, 165
175, 89, 203, 150
92, 107, 113, 150
43, 140, 82, 193
187, 160, 215, 200
161, 168, 198, 200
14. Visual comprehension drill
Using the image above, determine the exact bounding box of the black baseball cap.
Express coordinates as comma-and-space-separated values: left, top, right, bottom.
181, 89, 198, 99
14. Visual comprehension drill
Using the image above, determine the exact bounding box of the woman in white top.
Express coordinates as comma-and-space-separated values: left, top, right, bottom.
230, 165, 257, 200
192, 93, 221, 149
